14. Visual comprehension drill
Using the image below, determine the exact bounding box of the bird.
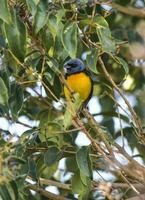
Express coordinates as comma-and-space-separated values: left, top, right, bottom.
63, 58, 93, 107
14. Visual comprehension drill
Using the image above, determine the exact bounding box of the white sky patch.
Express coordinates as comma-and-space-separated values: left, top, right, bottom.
115, 92, 137, 117
9, 123, 30, 136
133, 147, 144, 166
58, 158, 66, 170
75, 131, 91, 147
26, 83, 47, 98
101, 4, 112, 11
53, 99, 64, 110
54, 169, 73, 183
45, 186, 59, 195
8, 116, 39, 136
116, 137, 132, 156
88, 97, 101, 114
113, 117, 129, 133
115, 137, 144, 166
54, 158, 72, 183
114, 152, 129, 166
0, 117, 9, 130
88, 97, 103, 123
26, 87, 37, 97
93, 170, 116, 182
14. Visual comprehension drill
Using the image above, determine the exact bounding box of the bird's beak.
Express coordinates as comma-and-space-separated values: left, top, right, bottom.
64, 64, 71, 69
64, 67, 67, 73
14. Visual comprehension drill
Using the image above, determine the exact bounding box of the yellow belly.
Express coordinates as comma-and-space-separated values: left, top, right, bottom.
64, 72, 92, 101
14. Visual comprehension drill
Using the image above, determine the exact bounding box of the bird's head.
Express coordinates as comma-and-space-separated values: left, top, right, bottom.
64, 58, 85, 75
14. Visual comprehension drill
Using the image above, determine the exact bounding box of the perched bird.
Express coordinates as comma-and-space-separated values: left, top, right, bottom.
64, 58, 93, 106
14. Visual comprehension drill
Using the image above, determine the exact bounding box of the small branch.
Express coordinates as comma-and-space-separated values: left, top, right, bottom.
32, 88, 52, 107
72, 115, 107, 156
41, 80, 61, 103
112, 183, 145, 192
4, 116, 33, 129
114, 142, 145, 184
111, 2, 145, 18
95, 1, 145, 18
94, 181, 145, 191
126, 194, 145, 200
27, 184, 71, 200
83, 108, 113, 154
39, 178, 71, 190
92, 111, 129, 124
98, 57, 145, 144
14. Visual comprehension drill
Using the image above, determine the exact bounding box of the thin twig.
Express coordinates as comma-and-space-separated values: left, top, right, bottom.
99, 57, 145, 144
39, 178, 71, 190
83, 108, 113, 154
111, 2, 145, 18
27, 184, 71, 200
4, 116, 33, 129
94, 1, 145, 18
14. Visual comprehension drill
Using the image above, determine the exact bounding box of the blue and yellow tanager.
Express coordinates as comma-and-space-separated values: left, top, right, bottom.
64, 58, 93, 107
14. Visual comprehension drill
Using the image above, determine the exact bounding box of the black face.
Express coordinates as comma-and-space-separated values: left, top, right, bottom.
64, 58, 85, 75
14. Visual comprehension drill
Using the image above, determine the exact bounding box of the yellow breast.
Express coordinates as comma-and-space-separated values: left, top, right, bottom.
64, 72, 92, 101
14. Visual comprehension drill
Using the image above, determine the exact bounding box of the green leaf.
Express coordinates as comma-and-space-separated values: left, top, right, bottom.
10, 83, 23, 118
0, 185, 12, 200
44, 146, 62, 166
48, 9, 65, 40
7, 181, 19, 200
33, 0, 40, 5
63, 104, 73, 129
26, 0, 37, 16
41, 30, 54, 52
36, 154, 46, 177
0, 182, 19, 200
80, 171, 89, 186
86, 48, 99, 74
76, 146, 92, 178
28, 157, 37, 179
95, 15, 116, 53
0, 77, 8, 106
56, 9, 65, 25
61, 22, 78, 58
4, 11, 26, 62
0, 0, 11, 24
0, 35, 6, 48
64, 93, 83, 129
71, 171, 91, 200
47, 15, 58, 40
65, 157, 78, 173
10, 181, 19, 200
0, 68, 10, 92
114, 56, 129, 78
33, 0, 48, 34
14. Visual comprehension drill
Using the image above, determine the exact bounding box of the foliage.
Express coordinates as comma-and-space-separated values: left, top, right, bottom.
0, 0, 145, 199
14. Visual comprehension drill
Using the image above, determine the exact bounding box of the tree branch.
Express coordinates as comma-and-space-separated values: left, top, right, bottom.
126, 194, 145, 200
95, 1, 145, 18
111, 2, 145, 18
98, 57, 145, 144
27, 184, 71, 200
39, 178, 71, 190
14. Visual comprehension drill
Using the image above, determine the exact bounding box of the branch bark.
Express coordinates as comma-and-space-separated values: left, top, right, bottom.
126, 194, 145, 200
95, 1, 145, 18
27, 184, 71, 200
111, 2, 145, 18
98, 57, 145, 145
39, 178, 71, 190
